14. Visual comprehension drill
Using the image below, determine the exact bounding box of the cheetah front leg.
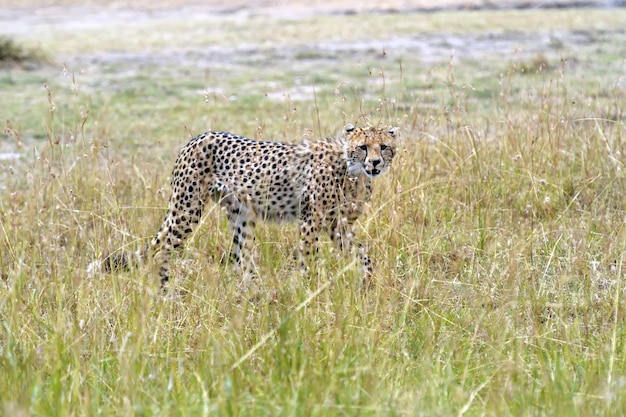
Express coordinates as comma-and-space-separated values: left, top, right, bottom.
222, 193, 257, 289
330, 220, 373, 280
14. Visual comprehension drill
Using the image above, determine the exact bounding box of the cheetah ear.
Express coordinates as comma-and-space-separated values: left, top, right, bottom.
388, 127, 399, 137
344, 124, 356, 134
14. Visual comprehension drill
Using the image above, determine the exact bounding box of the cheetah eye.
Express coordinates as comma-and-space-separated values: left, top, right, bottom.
380, 144, 388, 151
358, 144, 368, 151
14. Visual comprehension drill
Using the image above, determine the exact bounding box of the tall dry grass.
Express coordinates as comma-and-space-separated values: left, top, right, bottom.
1, 6, 626, 416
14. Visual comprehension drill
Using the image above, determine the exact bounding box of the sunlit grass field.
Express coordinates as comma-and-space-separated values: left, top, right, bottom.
1, 5, 626, 416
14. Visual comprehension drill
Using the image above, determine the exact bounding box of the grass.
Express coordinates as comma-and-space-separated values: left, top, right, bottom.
1, 4, 626, 416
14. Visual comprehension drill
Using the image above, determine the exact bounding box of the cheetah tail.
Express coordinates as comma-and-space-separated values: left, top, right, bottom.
86, 246, 149, 278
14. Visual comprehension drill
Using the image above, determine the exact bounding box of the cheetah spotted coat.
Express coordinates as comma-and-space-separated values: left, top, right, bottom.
98, 124, 398, 286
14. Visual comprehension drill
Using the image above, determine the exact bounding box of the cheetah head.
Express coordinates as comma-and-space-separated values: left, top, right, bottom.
345, 124, 398, 179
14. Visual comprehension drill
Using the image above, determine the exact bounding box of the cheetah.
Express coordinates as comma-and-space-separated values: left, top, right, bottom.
93, 124, 398, 286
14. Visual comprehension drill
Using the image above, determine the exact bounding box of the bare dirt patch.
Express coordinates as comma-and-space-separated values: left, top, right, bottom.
1, 0, 622, 72
1, 0, 625, 31
1, 0, 624, 15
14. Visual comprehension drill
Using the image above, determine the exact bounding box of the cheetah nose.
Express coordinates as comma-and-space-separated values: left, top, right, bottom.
371, 159, 382, 167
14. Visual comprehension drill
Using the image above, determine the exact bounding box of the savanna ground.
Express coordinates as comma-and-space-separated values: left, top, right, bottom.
1, 0, 626, 415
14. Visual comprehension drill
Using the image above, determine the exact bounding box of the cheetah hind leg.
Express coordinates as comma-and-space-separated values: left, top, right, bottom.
151, 184, 207, 287
298, 216, 321, 277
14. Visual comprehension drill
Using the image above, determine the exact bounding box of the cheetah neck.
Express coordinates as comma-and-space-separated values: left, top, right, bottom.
343, 169, 372, 204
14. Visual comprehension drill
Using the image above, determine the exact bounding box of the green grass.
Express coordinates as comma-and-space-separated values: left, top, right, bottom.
2, 5, 626, 416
